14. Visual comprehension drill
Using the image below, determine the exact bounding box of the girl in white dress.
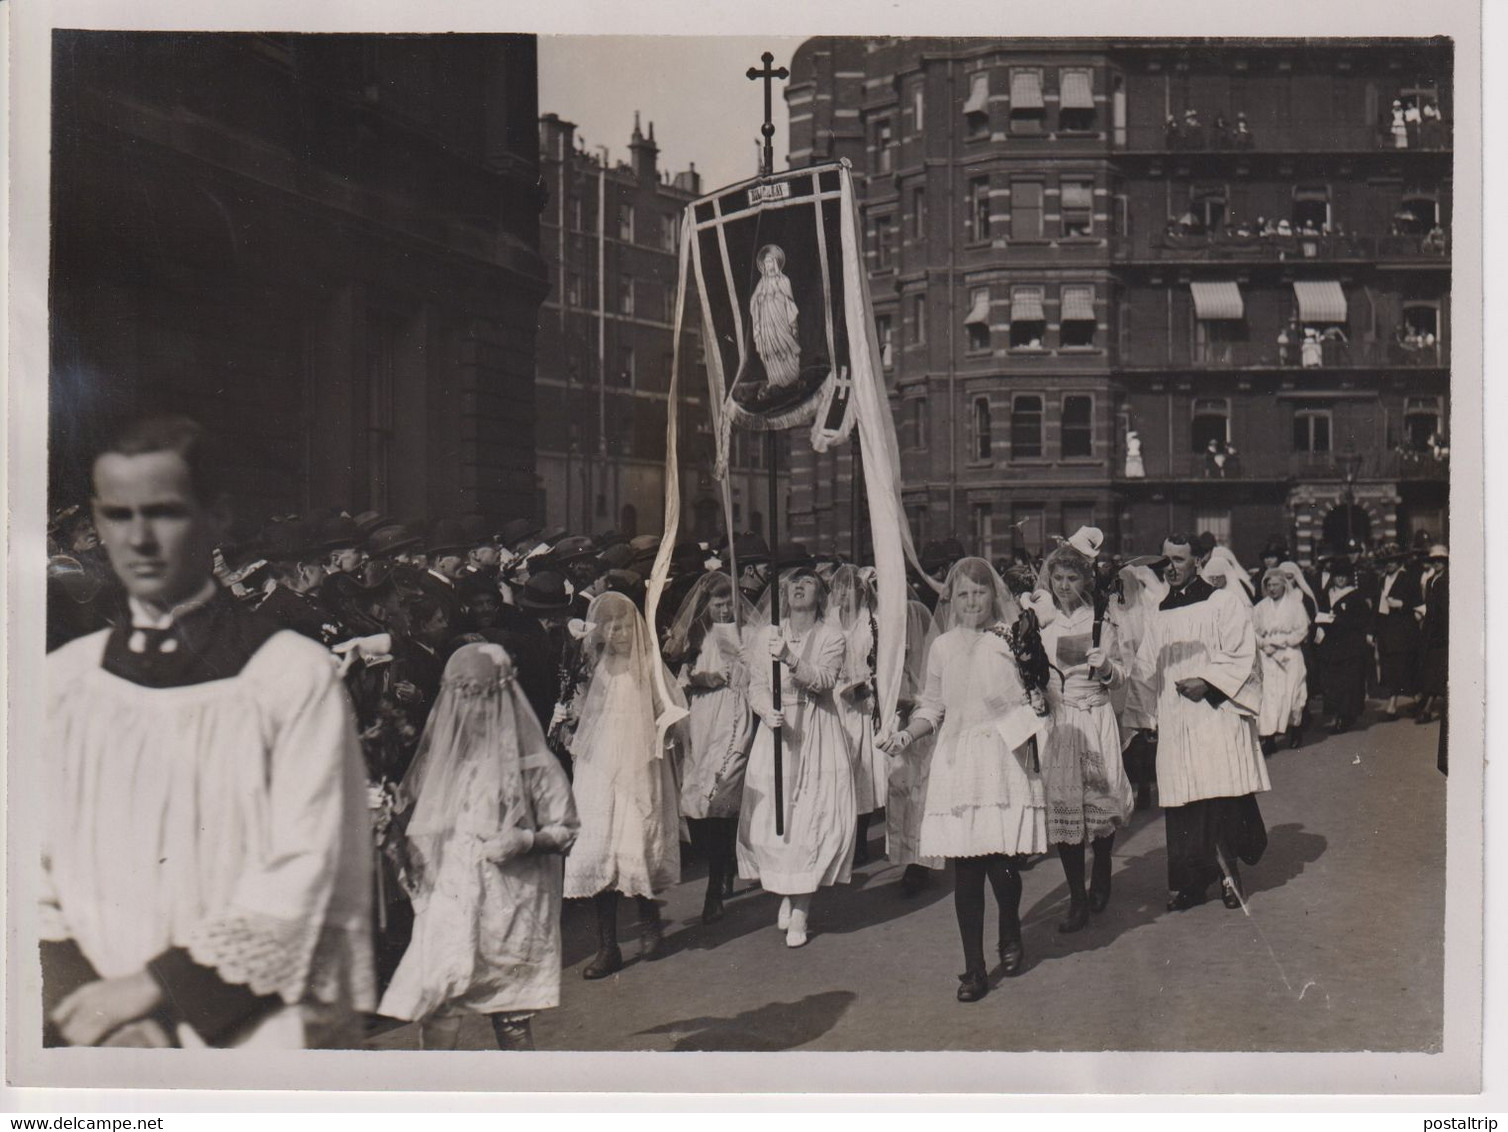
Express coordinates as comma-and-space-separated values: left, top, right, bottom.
885, 600, 944, 894
1035, 546, 1134, 932
379, 644, 578, 1050
826, 565, 887, 867
737, 566, 856, 949
560, 592, 685, 979
664, 572, 757, 924
879, 558, 1048, 1002
1253, 567, 1310, 755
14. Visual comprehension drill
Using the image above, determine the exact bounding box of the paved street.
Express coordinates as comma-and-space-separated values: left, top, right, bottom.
368, 709, 1445, 1053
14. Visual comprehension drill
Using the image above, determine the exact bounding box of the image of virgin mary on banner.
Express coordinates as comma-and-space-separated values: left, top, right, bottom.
690, 164, 857, 460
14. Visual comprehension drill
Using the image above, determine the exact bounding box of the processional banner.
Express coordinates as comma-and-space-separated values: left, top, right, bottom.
644, 160, 927, 739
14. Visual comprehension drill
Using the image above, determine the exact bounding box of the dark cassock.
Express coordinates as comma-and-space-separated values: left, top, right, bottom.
1373, 563, 1423, 699
42, 584, 373, 1048
1133, 574, 1270, 908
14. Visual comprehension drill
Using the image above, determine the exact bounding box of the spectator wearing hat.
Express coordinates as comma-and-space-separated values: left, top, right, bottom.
449, 574, 558, 732
318, 513, 367, 577
1373, 545, 1423, 719
426, 520, 472, 587
518, 571, 583, 768
1314, 557, 1372, 733
1414, 545, 1448, 725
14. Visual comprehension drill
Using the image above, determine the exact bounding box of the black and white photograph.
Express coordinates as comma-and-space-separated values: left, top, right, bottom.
3, 0, 1493, 1106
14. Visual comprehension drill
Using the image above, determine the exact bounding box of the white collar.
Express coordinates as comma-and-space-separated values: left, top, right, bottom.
128, 579, 220, 630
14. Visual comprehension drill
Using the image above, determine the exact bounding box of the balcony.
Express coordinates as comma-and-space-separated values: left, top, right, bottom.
1117, 123, 1452, 154
1117, 446, 1448, 484
1120, 337, 1448, 371
1110, 230, 1450, 264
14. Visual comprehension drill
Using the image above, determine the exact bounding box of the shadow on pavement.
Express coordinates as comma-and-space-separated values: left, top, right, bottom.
1012, 821, 1329, 973
634, 989, 857, 1051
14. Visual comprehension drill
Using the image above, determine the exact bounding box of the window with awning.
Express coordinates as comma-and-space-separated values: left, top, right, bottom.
1293, 280, 1348, 324
1190, 281, 1245, 320
964, 288, 992, 325
1010, 286, 1046, 323
963, 72, 990, 116
1059, 68, 1094, 110
1060, 285, 1096, 322
1010, 69, 1044, 109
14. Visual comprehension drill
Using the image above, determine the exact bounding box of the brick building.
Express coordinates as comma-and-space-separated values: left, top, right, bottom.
784, 37, 1451, 564
536, 114, 790, 542
50, 32, 549, 534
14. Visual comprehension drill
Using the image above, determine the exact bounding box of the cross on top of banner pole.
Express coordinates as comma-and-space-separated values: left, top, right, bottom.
746, 51, 789, 177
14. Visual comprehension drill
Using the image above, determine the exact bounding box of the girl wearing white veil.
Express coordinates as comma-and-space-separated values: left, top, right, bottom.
826, 564, 888, 867
1033, 545, 1134, 933
885, 599, 944, 894
1107, 559, 1168, 810
1253, 566, 1311, 754
561, 592, 686, 979
879, 558, 1047, 1003
737, 564, 856, 949
1200, 545, 1255, 602
664, 572, 758, 924
378, 644, 579, 1051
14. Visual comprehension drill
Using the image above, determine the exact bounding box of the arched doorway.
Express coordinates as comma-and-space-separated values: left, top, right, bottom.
1322, 503, 1372, 550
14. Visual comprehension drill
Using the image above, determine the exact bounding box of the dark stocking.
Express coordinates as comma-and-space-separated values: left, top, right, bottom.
1056, 841, 1087, 905
593, 890, 619, 950
952, 858, 989, 976
983, 853, 1023, 949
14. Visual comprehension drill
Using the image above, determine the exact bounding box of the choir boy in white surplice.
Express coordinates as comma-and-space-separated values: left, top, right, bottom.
1133, 535, 1271, 912
42, 416, 374, 1050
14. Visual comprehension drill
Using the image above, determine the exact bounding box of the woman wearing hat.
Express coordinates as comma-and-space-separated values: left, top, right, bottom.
1415, 546, 1448, 725
1373, 546, 1424, 721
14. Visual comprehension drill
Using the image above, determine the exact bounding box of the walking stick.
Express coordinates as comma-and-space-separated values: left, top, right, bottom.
768, 430, 785, 837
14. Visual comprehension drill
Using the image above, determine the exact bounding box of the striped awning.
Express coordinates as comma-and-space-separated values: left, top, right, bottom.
1059, 69, 1094, 110
1011, 290, 1046, 322
1010, 70, 1044, 110
1293, 280, 1348, 324
1190, 281, 1245, 320
964, 291, 992, 326
1061, 287, 1096, 322
963, 73, 990, 116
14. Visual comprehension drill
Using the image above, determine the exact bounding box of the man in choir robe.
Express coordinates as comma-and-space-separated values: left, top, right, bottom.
42, 415, 373, 1049
1134, 533, 1271, 912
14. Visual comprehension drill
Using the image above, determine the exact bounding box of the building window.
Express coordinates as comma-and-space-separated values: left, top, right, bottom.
1060, 285, 1097, 347
1190, 397, 1230, 452
1193, 184, 1227, 234
912, 86, 925, 132
910, 398, 930, 449
873, 214, 895, 269
1292, 185, 1330, 231
968, 177, 992, 241
1404, 396, 1442, 448
1293, 406, 1332, 453
1058, 67, 1096, 132
911, 187, 927, 240
964, 72, 990, 140
1011, 394, 1044, 458
1062, 503, 1097, 538
617, 203, 634, 242
662, 213, 680, 253
1010, 286, 1047, 349
1193, 509, 1232, 547
566, 272, 583, 306
973, 396, 993, 461
1061, 394, 1093, 457
619, 346, 635, 387
965, 286, 991, 352
1397, 191, 1439, 234
972, 502, 994, 559
911, 293, 927, 344
875, 119, 894, 174
1011, 179, 1043, 241
876, 314, 894, 368
571, 197, 584, 230
1061, 178, 1094, 237
619, 275, 634, 315
907, 503, 928, 546
1009, 68, 1046, 135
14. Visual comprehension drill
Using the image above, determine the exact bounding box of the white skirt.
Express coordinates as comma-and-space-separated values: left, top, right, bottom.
919, 722, 1048, 860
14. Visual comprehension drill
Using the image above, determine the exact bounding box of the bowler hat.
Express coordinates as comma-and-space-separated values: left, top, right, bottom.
315, 512, 362, 553
499, 518, 541, 550
598, 543, 635, 570
352, 510, 388, 537
366, 521, 423, 559
552, 535, 598, 564
600, 568, 646, 605
428, 519, 473, 560
516, 570, 576, 614
731, 532, 772, 565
